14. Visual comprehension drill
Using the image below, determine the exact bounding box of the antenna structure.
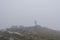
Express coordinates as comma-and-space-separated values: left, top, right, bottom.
34, 20, 37, 25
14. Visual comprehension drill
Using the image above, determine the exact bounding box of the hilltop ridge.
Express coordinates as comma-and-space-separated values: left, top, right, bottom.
0, 23, 60, 40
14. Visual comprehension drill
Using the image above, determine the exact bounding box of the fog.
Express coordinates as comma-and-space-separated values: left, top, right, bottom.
0, 0, 60, 30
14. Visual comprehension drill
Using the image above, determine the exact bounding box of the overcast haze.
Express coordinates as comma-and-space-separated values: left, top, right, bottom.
0, 0, 60, 30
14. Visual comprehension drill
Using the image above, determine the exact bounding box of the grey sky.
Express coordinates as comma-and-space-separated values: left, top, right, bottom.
0, 0, 60, 30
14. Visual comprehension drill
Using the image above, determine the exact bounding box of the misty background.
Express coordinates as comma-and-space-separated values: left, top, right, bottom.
0, 0, 60, 30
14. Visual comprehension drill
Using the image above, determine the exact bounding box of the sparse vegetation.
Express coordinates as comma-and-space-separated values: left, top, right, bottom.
0, 25, 60, 40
